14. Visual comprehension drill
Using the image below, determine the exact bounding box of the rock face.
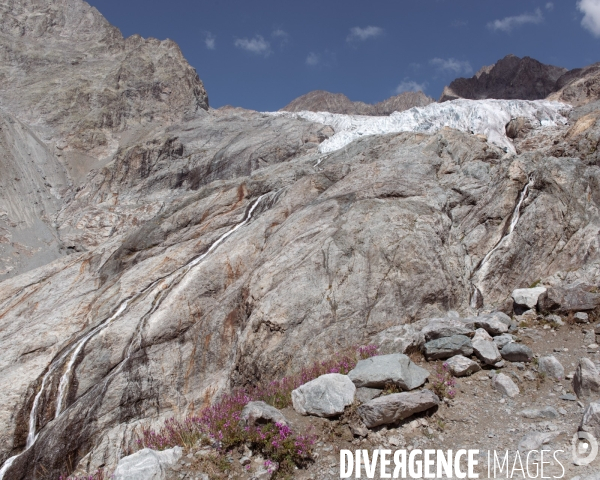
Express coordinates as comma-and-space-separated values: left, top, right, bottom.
1, 4, 600, 477
440, 55, 567, 102
280, 90, 434, 116
112, 447, 182, 480
548, 63, 600, 107
357, 390, 440, 428
291, 374, 355, 417
347, 354, 429, 390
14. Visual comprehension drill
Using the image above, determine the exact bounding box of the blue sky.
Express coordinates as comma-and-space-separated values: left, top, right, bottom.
86, 0, 600, 111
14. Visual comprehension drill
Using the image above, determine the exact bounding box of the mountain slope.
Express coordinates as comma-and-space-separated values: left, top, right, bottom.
280, 90, 433, 115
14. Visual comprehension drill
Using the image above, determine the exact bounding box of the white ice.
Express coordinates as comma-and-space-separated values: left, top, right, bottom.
268, 99, 571, 154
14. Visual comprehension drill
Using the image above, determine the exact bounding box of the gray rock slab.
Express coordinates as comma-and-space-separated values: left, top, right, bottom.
357, 389, 440, 428
113, 447, 182, 480
445, 355, 481, 377
575, 312, 590, 323
240, 401, 288, 427
472, 328, 502, 365
519, 406, 559, 419
492, 373, 519, 398
517, 432, 559, 452
355, 387, 383, 404
291, 373, 355, 417
573, 358, 600, 400
474, 315, 509, 336
538, 355, 565, 380
348, 354, 429, 390
512, 287, 547, 309
580, 400, 600, 439
493, 334, 515, 350
501, 342, 533, 362
423, 335, 473, 360
421, 318, 474, 341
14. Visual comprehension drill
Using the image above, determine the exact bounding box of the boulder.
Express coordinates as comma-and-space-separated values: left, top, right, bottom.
421, 318, 474, 341
546, 314, 565, 327
471, 329, 502, 365
355, 387, 383, 404
517, 432, 559, 452
348, 354, 429, 390
580, 400, 600, 438
512, 287, 547, 311
423, 335, 473, 360
113, 447, 182, 480
538, 355, 565, 380
292, 374, 355, 417
357, 390, 440, 428
473, 315, 509, 336
575, 312, 590, 324
519, 406, 559, 419
538, 285, 600, 313
372, 324, 424, 355
501, 343, 533, 363
493, 334, 514, 350
573, 358, 600, 400
492, 373, 519, 397
445, 355, 481, 377
240, 401, 288, 427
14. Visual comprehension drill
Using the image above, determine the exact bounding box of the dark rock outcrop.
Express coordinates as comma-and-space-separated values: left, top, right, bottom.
280, 90, 434, 115
440, 54, 567, 102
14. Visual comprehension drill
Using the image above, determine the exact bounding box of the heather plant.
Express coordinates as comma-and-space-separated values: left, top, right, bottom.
135, 344, 378, 477
431, 362, 456, 399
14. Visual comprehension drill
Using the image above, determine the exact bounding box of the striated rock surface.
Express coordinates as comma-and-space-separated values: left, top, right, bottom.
280, 90, 434, 116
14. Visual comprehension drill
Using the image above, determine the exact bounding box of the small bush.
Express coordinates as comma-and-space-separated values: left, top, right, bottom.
430, 363, 456, 399
136, 344, 379, 478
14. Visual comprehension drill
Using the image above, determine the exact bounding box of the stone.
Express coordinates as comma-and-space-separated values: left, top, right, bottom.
350, 425, 369, 437
474, 314, 510, 336
519, 406, 559, 419
348, 354, 429, 390
113, 447, 183, 480
501, 343, 533, 363
561, 394, 578, 401
291, 374, 355, 417
493, 334, 514, 350
573, 358, 600, 400
492, 373, 520, 398
517, 432, 559, 452
372, 324, 424, 355
538, 285, 600, 314
575, 312, 590, 323
580, 400, 600, 438
445, 355, 481, 377
423, 335, 473, 360
538, 356, 565, 380
546, 314, 565, 326
421, 318, 474, 341
240, 401, 288, 427
595, 323, 600, 335
355, 387, 383, 404
512, 287, 547, 310
357, 390, 440, 428
471, 329, 502, 365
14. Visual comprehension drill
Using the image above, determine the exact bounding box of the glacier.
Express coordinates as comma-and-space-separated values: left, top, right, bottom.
269, 99, 571, 154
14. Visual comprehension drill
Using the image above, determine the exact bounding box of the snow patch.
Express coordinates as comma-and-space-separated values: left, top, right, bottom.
268, 99, 570, 154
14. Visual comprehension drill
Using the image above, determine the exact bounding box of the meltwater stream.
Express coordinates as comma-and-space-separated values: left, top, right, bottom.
469, 176, 535, 309
0, 193, 271, 479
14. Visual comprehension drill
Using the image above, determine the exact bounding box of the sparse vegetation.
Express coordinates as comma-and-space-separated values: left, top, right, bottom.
430, 363, 456, 400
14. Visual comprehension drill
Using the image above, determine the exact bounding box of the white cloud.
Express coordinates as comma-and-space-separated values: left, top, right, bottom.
578, 0, 600, 37
430, 57, 473, 76
234, 35, 271, 56
346, 26, 384, 42
545, 2, 554, 10
205, 33, 215, 50
395, 80, 427, 94
272, 28, 289, 47
487, 8, 544, 32
306, 52, 320, 66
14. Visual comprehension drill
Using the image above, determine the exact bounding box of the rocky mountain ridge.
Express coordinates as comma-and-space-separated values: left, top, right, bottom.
0, 1, 599, 478
280, 90, 433, 115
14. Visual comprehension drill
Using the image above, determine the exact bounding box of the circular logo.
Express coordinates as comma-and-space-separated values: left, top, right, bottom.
572, 431, 598, 466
